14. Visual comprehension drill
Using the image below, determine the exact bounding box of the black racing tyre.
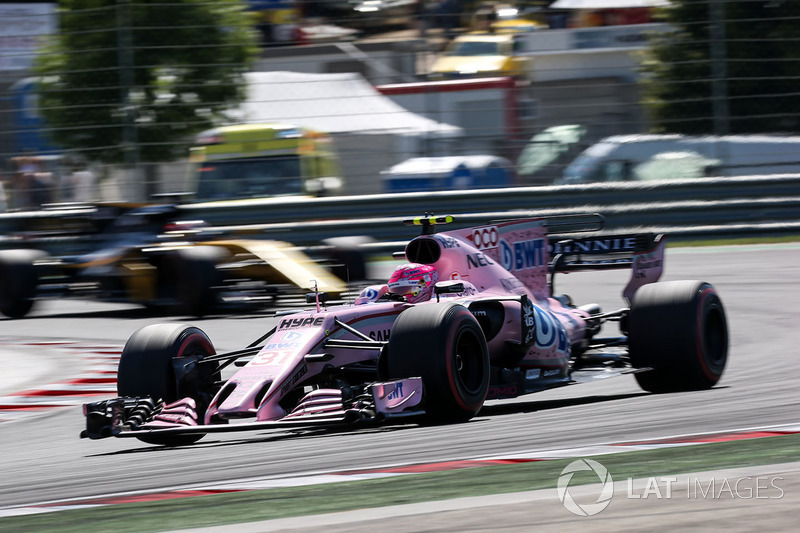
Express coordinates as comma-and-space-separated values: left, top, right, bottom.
321, 236, 372, 282
385, 303, 489, 422
118, 323, 220, 446
159, 246, 225, 317
0, 250, 42, 319
628, 280, 728, 393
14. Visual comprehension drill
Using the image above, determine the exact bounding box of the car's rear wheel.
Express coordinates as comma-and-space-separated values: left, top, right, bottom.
386, 303, 489, 422
0, 249, 42, 319
118, 324, 220, 445
628, 280, 728, 393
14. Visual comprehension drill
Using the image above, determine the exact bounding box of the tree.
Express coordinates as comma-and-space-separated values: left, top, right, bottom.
33, 0, 259, 172
641, 0, 800, 135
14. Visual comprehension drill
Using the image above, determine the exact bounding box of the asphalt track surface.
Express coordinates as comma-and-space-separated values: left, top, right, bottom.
0, 244, 798, 513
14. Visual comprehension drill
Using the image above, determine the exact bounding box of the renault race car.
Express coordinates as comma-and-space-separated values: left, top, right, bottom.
0, 204, 357, 318
82, 214, 729, 446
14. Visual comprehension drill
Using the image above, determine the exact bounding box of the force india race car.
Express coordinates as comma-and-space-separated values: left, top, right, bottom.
82, 214, 729, 446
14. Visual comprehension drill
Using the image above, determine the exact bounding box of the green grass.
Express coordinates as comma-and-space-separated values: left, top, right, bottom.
3, 433, 799, 532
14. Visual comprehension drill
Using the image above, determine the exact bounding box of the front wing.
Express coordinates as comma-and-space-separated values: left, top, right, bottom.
81, 378, 424, 440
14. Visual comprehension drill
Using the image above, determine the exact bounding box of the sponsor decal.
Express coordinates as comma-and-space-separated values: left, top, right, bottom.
525, 369, 541, 379
533, 306, 569, 353
440, 282, 478, 299
279, 316, 324, 329
386, 382, 404, 400
369, 329, 391, 341
470, 226, 499, 250
522, 297, 535, 345
466, 252, 495, 269
500, 238, 546, 272
360, 287, 380, 300
551, 236, 639, 255
487, 384, 518, 399
449, 271, 461, 280
543, 368, 562, 377
282, 331, 304, 341
437, 235, 461, 249
265, 342, 297, 351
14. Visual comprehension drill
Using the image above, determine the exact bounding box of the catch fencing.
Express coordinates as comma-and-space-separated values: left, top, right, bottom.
1, 175, 798, 255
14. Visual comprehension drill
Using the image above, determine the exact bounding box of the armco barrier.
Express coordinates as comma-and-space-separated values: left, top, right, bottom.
206, 197, 800, 246
0, 175, 799, 251
176, 174, 800, 227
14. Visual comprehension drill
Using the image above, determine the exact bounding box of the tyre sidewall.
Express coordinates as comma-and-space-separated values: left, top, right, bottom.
0, 250, 40, 318
117, 324, 216, 404
387, 303, 489, 420
629, 280, 728, 391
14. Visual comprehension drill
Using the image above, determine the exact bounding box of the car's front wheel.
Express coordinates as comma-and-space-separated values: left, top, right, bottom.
386, 303, 489, 422
117, 323, 220, 445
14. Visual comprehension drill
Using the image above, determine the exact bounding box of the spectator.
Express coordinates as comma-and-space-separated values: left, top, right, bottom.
10, 156, 37, 210
29, 159, 54, 207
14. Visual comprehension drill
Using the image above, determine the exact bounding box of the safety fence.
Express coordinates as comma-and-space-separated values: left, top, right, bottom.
1, 175, 798, 256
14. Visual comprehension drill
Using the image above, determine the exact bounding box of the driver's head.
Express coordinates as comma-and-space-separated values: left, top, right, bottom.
388, 263, 438, 304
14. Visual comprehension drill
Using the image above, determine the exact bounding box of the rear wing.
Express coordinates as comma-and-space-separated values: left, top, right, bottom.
549, 232, 666, 303
406, 213, 664, 303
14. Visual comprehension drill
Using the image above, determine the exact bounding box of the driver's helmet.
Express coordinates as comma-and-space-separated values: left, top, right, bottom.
387, 263, 438, 304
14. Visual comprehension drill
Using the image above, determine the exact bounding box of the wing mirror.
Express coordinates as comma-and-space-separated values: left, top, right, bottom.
306, 292, 329, 304
434, 280, 464, 301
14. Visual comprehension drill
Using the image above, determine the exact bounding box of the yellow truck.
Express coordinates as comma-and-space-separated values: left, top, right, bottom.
186, 123, 343, 202
428, 32, 533, 81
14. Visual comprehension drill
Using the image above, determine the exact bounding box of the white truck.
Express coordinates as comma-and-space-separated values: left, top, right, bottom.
558, 134, 800, 184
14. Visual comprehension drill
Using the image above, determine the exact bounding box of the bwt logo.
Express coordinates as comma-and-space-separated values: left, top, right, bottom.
387, 382, 404, 400
500, 238, 545, 271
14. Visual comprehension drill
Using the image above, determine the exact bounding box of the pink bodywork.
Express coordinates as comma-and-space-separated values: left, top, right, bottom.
204, 218, 664, 423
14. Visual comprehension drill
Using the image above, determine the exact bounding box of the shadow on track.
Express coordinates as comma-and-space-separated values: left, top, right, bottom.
479, 392, 650, 417
86, 391, 654, 456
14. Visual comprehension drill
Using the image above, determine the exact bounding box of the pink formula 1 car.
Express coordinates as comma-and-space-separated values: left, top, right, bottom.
82, 214, 728, 446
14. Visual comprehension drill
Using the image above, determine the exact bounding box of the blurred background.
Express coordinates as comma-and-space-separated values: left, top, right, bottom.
1, 0, 799, 210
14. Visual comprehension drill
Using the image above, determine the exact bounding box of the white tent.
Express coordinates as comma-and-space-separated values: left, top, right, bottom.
238, 71, 462, 137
